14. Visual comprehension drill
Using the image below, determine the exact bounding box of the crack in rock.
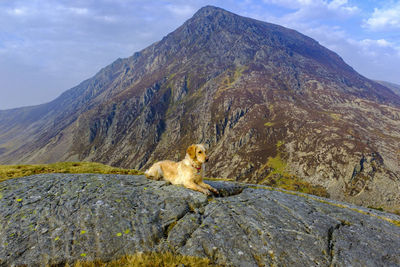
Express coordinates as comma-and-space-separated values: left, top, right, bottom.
1, 174, 400, 267
327, 221, 348, 265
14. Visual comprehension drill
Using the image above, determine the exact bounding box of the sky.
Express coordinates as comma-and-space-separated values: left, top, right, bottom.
1, 0, 400, 110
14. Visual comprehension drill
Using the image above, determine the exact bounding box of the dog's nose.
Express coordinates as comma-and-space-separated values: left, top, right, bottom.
206, 157, 209, 162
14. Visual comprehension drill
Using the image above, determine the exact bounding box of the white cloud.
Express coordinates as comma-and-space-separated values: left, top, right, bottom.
166, 4, 196, 17
360, 38, 394, 48
262, 0, 358, 16
262, 0, 313, 9
259, 0, 359, 31
8, 7, 27, 16
364, 2, 400, 30
348, 38, 400, 58
64, 7, 90, 16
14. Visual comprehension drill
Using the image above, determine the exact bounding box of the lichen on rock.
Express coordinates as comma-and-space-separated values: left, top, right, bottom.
0, 174, 399, 266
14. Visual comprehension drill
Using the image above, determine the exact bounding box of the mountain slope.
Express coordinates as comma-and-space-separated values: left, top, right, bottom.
1, 6, 399, 212
376, 80, 400, 97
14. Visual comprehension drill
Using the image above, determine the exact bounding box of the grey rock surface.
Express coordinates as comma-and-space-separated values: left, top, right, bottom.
0, 174, 399, 266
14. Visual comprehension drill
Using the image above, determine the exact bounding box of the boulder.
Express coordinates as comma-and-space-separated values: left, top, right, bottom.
0, 174, 399, 266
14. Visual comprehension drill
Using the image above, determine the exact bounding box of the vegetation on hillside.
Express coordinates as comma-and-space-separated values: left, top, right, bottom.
260, 141, 329, 198
72, 252, 220, 267
0, 162, 142, 183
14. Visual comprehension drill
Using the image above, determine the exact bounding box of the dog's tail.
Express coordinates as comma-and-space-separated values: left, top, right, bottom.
144, 164, 163, 180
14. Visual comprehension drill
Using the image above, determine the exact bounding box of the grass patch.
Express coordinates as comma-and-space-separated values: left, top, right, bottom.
329, 113, 341, 121
71, 251, 221, 267
0, 162, 142, 183
260, 141, 329, 198
262, 174, 329, 198
264, 122, 275, 127
367, 206, 385, 212
276, 140, 284, 148
215, 65, 248, 98
266, 153, 287, 176
204, 177, 235, 182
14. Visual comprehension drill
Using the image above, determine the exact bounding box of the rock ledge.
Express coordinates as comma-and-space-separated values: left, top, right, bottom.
0, 174, 399, 266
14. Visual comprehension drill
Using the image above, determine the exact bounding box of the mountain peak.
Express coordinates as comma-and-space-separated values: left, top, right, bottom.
193, 5, 230, 17
183, 5, 248, 31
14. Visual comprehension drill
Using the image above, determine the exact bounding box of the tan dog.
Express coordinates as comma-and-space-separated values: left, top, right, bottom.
145, 144, 218, 195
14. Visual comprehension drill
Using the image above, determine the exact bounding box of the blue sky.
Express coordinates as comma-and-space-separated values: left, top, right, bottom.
1, 0, 400, 109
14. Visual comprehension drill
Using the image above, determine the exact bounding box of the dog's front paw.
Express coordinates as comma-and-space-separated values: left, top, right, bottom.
203, 189, 212, 196
209, 187, 219, 195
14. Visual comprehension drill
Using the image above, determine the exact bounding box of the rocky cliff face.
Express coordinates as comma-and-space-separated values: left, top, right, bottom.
1, 174, 399, 266
0, 6, 399, 212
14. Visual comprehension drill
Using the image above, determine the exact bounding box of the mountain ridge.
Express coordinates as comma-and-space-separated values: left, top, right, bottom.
1, 6, 399, 213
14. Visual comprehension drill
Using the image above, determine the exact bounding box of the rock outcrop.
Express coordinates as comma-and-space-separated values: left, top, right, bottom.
1, 174, 399, 266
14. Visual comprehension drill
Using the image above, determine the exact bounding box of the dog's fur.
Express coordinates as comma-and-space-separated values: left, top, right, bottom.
145, 144, 218, 195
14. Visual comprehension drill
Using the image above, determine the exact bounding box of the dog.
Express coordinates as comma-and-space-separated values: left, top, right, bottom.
145, 144, 218, 195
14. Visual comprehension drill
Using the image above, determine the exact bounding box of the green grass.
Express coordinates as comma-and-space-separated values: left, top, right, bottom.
260, 141, 329, 198
71, 252, 221, 267
215, 65, 248, 98
266, 153, 287, 176
0, 162, 142, 183
262, 173, 329, 198
264, 122, 275, 127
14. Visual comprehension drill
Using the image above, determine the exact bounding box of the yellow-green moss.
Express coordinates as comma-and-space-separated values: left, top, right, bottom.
267, 154, 286, 173
166, 221, 178, 235
72, 252, 220, 267
0, 162, 143, 183
329, 113, 341, 121
204, 177, 235, 182
259, 142, 328, 198
215, 65, 248, 98
276, 140, 285, 148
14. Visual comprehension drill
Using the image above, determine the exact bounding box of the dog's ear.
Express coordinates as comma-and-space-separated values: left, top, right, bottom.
187, 145, 196, 160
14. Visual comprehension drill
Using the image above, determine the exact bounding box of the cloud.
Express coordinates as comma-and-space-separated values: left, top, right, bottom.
7, 7, 28, 16
262, 0, 359, 17
166, 4, 196, 17
348, 38, 400, 57
364, 1, 400, 30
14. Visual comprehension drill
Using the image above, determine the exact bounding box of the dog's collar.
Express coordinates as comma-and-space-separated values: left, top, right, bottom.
192, 164, 201, 172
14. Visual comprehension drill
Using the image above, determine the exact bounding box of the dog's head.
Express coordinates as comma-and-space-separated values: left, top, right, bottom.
187, 144, 209, 164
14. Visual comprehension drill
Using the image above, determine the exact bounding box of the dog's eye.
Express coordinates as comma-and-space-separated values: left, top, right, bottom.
199, 151, 202, 154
